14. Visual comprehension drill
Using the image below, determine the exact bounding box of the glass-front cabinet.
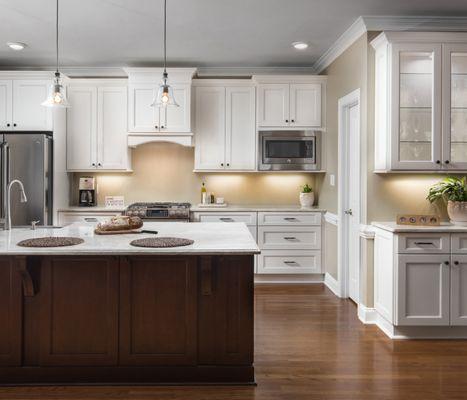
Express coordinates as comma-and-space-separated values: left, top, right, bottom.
372, 32, 467, 172
443, 44, 467, 170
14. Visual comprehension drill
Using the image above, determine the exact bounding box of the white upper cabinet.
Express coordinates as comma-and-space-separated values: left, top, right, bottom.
254, 76, 326, 130
257, 84, 289, 127
372, 32, 467, 172
0, 80, 12, 130
0, 75, 53, 131
13, 80, 52, 131
67, 80, 130, 172
125, 68, 194, 134
194, 81, 256, 171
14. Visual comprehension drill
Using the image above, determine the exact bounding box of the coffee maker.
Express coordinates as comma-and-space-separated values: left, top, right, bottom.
78, 177, 97, 207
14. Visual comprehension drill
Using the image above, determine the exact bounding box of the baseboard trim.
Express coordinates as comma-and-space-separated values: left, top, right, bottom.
324, 273, 340, 297
357, 304, 377, 324
255, 274, 324, 284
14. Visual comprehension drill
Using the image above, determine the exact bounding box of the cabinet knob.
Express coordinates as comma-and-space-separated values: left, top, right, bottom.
291, 119, 295, 123
221, 163, 224, 167
97, 163, 102, 167
13, 123, 17, 127
92, 163, 96, 167
285, 119, 289, 123
454, 261, 460, 266
436, 160, 441, 164
226, 163, 230, 167
161, 125, 165, 129
155, 125, 159, 129
445, 160, 450, 164
6, 123, 10, 127
444, 261, 450, 265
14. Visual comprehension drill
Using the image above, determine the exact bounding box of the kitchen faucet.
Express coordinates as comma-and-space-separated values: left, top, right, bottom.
1, 179, 28, 230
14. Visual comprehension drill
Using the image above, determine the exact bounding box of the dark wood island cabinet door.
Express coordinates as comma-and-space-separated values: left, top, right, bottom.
0, 257, 22, 366
198, 255, 254, 365
119, 256, 197, 366
39, 256, 119, 366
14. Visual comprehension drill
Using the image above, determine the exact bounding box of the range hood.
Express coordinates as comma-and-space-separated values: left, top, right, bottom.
125, 68, 196, 148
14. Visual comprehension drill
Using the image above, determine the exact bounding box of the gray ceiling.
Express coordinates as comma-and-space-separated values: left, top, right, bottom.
1, 0, 467, 70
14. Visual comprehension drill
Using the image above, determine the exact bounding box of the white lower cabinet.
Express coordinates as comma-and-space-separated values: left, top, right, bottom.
374, 229, 467, 329
58, 210, 122, 226
191, 210, 323, 275
396, 255, 450, 326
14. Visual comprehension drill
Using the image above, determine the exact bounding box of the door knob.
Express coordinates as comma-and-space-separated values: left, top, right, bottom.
344, 209, 353, 215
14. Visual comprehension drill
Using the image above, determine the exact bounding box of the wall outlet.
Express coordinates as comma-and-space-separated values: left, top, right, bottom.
330, 174, 336, 187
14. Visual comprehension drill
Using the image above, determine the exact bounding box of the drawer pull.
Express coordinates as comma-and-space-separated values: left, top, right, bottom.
284, 260, 300, 267
284, 217, 298, 222
414, 241, 435, 246
284, 236, 298, 241
220, 217, 234, 222
84, 217, 98, 222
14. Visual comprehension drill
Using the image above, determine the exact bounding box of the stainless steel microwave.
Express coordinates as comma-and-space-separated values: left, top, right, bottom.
258, 131, 320, 171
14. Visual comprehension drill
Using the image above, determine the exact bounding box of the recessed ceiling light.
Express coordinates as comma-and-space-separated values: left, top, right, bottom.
7, 42, 27, 51
292, 41, 308, 50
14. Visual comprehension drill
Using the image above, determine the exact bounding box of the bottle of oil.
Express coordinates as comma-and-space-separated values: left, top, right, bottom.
201, 182, 207, 204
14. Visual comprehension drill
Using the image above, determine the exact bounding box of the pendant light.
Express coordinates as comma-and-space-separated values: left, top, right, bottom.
150, 0, 179, 108
42, 0, 70, 108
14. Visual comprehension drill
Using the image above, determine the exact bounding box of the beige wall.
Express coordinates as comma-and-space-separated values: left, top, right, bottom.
71, 142, 317, 206
317, 33, 369, 214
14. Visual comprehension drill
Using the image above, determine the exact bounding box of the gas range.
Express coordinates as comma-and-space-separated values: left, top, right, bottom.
124, 202, 191, 221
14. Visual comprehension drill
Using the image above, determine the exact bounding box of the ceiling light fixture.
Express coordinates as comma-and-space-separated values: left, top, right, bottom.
7, 42, 27, 51
42, 0, 70, 108
150, 0, 178, 108
292, 42, 309, 50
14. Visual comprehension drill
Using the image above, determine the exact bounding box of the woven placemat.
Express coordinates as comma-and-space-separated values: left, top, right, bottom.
17, 237, 85, 248
130, 237, 194, 248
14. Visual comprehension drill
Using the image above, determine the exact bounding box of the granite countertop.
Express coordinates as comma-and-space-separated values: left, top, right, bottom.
190, 204, 326, 212
372, 221, 467, 233
0, 222, 260, 255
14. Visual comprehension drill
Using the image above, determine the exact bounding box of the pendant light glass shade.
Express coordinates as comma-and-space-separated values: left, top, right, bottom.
42, 0, 70, 108
42, 72, 70, 108
151, 72, 179, 107
150, 0, 178, 108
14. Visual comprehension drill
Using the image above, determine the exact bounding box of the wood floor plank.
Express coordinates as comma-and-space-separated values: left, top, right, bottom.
2, 284, 467, 399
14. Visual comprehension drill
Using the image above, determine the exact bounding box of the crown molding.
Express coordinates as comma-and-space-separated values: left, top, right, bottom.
196, 66, 316, 77
313, 15, 467, 74
313, 16, 367, 74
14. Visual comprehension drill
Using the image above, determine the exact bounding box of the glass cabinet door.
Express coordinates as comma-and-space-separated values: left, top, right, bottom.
391, 43, 442, 170
443, 44, 467, 170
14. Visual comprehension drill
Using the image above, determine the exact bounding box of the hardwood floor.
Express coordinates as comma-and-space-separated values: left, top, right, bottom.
2, 284, 467, 399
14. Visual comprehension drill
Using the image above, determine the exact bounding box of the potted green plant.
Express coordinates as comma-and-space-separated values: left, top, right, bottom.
427, 176, 467, 225
299, 184, 314, 208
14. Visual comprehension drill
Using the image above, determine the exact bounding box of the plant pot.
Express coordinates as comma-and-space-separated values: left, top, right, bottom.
447, 200, 467, 226
299, 192, 314, 208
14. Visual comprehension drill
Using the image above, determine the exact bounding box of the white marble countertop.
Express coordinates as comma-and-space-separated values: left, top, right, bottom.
190, 204, 326, 213
372, 221, 467, 233
57, 207, 125, 213
0, 222, 260, 255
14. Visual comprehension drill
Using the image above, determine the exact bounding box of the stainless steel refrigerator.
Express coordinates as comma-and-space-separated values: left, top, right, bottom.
0, 131, 53, 227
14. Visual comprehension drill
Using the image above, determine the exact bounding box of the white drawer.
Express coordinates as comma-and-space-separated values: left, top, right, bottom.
257, 250, 321, 274
58, 212, 121, 226
258, 226, 320, 250
452, 233, 467, 253
192, 212, 257, 226
397, 233, 450, 254
248, 225, 257, 242
258, 212, 321, 226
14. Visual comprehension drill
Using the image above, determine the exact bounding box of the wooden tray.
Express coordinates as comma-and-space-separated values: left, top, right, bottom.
94, 229, 143, 235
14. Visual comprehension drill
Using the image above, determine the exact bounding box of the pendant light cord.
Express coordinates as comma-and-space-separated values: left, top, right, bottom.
55, 0, 59, 74
163, 0, 167, 74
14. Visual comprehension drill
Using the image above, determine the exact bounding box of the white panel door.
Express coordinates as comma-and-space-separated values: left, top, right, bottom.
0, 80, 12, 130
194, 87, 226, 170
290, 84, 321, 127
225, 86, 256, 170
257, 84, 289, 127
128, 84, 158, 132
97, 86, 128, 170
12, 80, 52, 131
66, 87, 98, 171
161, 84, 191, 133
451, 255, 467, 326
396, 254, 450, 326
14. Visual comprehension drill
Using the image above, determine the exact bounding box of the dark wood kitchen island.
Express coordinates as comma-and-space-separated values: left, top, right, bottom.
0, 222, 259, 385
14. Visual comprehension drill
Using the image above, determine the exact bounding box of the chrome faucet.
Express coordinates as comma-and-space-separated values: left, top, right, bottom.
3, 179, 28, 230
